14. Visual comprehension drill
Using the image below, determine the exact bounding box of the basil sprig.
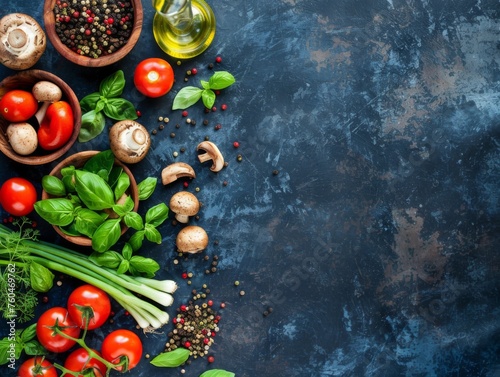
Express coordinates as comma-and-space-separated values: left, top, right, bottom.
200, 370, 235, 377
0, 324, 47, 365
79, 70, 138, 142
172, 71, 235, 110
150, 348, 190, 367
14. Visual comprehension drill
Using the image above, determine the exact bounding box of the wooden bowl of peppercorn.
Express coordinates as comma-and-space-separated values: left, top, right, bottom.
0, 69, 81, 165
43, 0, 143, 67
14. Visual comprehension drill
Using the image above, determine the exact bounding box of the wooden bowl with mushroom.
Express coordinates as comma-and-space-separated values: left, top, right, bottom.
40, 150, 139, 247
0, 69, 81, 165
43, 0, 143, 67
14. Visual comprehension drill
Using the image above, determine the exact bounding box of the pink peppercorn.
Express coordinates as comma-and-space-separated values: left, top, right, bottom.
221, 104, 228, 111
215, 56, 222, 63
233, 141, 240, 148
182, 110, 188, 117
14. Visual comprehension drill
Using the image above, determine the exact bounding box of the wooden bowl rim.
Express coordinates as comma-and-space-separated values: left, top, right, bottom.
42, 150, 139, 246
0, 69, 82, 165
43, 0, 143, 67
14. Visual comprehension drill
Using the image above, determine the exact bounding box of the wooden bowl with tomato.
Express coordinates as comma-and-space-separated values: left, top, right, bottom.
43, 0, 143, 67
0, 69, 81, 165
40, 150, 139, 247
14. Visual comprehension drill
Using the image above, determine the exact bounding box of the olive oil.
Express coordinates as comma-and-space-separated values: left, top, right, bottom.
152, 0, 216, 59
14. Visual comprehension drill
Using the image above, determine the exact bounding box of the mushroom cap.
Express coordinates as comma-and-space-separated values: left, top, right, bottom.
32, 81, 62, 102
197, 140, 224, 172
169, 191, 200, 223
109, 120, 151, 164
176, 225, 209, 253
161, 162, 196, 185
7, 122, 38, 155
0, 13, 46, 70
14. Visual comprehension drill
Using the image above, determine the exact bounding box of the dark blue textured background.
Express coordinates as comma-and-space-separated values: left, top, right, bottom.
1, 0, 499, 376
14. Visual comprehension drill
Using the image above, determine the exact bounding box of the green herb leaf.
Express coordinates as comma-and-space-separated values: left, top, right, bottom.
208, 71, 236, 90
150, 348, 190, 367
137, 177, 157, 200
34, 198, 75, 226
172, 86, 203, 110
104, 98, 138, 120
73, 208, 107, 238
122, 242, 133, 260
23, 340, 46, 356
92, 219, 122, 252
20, 324, 37, 342
79, 110, 106, 142
95, 98, 106, 113
144, 224, 162, 244
41, 175, 66, 196
112, 195, 135, 218
89, 250, 123, 269
129, 230, 145, 251
83, 149, 115, 178
129, 256, 159, 277
201, 80, 210, 89
29, 262, 54, 292
145, 203, 169, 227
117, 259, 130, 275
124, 211, 143, 230
75, 170, 115, 210
201, 89, 216, 109
100, 70, 126, 98
114, 172, 130, 201
199, 370, 235, 377
79, 92, 100, 113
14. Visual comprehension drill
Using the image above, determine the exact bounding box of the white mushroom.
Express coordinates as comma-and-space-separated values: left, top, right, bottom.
32, 81, 62, 124
7, 122, 38, 155
196, 141, 224, 172
0, 13, 46, 70
161, 162, 196, 185
109, 120, 151, 164
169, 191, 200, 223
176, 225, 209, 254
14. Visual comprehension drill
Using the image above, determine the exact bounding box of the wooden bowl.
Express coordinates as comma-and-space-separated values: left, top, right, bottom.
41, 150, 139, 247
43, 0, 143, 67
0, 69, 81, 165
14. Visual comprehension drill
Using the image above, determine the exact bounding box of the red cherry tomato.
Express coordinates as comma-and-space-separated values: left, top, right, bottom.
36, 307, 81, 353
101, 329, 143, 371
64, 348, 107, 377
0, 90, 38, 122
134, 58, 174, 98
17, 357, 57, 377
0, 177, 37, 216
67, 284, 111, 330
37, 100, 74, 151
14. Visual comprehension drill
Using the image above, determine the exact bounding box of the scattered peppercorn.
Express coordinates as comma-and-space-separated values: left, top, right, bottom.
272, 169, 279, 175
215, 56, 222, 63
221, 104, 228, 111
182, 111, 188, 117
237, 155, 243, 162
233, 141, 240, 148
151, 129, 157, 135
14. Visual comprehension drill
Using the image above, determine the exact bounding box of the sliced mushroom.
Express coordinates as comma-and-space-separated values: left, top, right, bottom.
176, 225, 209, 253
0, 13, 46, 70
7, 122, 38, 155
161, 162, 196, 185
109, 120, 151, 164
169, 191, 200, 223
197, 141, 224, 172
32, 81, 62, 124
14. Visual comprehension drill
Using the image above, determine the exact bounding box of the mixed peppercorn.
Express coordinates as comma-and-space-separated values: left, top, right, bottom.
53, 0, 134, 58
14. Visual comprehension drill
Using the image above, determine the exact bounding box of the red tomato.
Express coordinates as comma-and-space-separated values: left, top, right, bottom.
67, 284, 111, 330
0, 177, 37, 216
17, 356, 57, 377
0, 89, 38, 122
101, 329, 143, 371
36, 307, 81, 353
134, 58, 174, 98
38, 100, 74, 150
64, 348, 107, 377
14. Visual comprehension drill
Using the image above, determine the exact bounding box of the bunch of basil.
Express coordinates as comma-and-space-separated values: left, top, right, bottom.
34, 150, 167, 277
78, 70, 138, 142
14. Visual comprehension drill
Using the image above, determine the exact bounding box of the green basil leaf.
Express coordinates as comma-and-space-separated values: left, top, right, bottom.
29, 262, 54, 293
103, 98, 138, 120
108, 165, 124, 189
100, 70, 125, 98
89, 250, 123, 269
61, 165, 75, 177
75, 170, 115, 210
62, 174, 76, 193
41, 175, 66, 196
95, 98, 106, 113
145, 202, 169, 227
84, 149, 115, 178
124, 211, 143, 230
23, 340, 47, 356
114, 172, 130, 201
34, 198, 75, 226
74, 208, 107, 237
150, 348, 190, 367
59, 222, 83, 237
91, 219, 122, 252
199, 370, 235, 377
208, 71, 236, 90
129, 230, 145, 251
116, 259, 129, 275
20, 324, 37, 343
79, 92, 100, 113
122, 243, 133, 260
0, 339, 10, 365
144, 224, 162, 244
137, 177, 157, 200
129, 256, 160, 277
201, 89, 216, 109
172, 86, 203, 110
79, 110, 106, 142
113, 195, 135, 218
200, 80, 210, 89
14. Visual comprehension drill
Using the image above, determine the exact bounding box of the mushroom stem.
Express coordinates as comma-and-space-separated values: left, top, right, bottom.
175, 214, 189, 223
7, 28, 27, 50
121, 128, 148, 150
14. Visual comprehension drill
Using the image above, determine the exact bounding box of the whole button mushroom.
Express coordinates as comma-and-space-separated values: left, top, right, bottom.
32, 81, 63, 124
0, 13, 46, 70
169, 191, 200, 223
6, 122, 38, 155
176, 225, 209, 254
109, 120, 151, 164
